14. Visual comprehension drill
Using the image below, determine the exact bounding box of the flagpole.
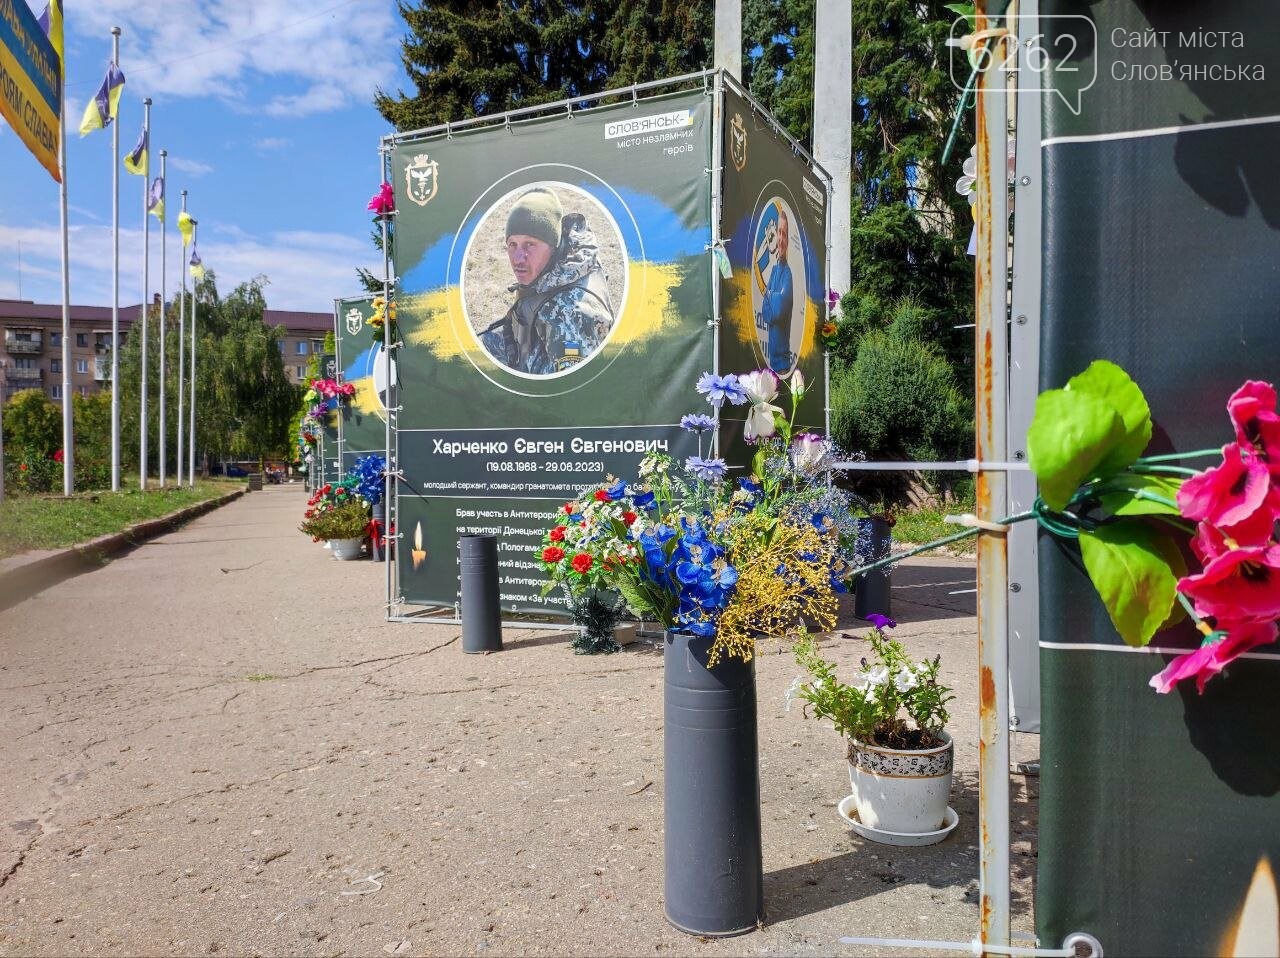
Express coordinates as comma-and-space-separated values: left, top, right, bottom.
58, 40, 73, 496
138, 97, 151, 491
158, 150, 167, 488
110, 26, 122, 491
188, 220, 198, 486
177, 191, 187, 486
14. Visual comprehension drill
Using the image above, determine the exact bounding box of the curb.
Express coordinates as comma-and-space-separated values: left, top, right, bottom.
0, 488, 248, 612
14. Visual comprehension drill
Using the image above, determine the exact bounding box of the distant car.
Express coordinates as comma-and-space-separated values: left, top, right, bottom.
226, 465, 248, 477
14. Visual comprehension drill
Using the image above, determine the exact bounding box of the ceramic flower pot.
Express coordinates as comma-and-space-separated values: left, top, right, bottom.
663, 630, 763, 937
847, 731, 953, 833
328, 538, 365, 561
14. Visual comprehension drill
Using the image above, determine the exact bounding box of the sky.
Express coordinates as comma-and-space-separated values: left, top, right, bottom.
0, 0, 407, 312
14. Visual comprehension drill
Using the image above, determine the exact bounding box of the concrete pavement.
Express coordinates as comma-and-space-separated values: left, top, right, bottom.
0, 485, 1036, 956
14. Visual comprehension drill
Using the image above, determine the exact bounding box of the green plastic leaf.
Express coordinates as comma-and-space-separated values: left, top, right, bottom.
1065, 360, 1152, 476
1078, 523, 1187, 647
944, 3, 975, 17
1026, 388, 1126, 510
1097, 474, 1183, 517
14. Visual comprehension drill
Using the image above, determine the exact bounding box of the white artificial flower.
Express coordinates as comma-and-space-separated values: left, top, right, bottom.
789, 368, 806, 399
791, 433, 827, 474
738, 368, 780, 404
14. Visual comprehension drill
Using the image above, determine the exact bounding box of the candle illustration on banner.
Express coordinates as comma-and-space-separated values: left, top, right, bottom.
411, 522, 426, 569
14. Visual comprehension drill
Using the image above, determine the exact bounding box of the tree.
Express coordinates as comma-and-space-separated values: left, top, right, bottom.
2, 389, 60, 455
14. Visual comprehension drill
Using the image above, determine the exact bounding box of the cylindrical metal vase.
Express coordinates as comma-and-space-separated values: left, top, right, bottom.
853, 516, 893, 620
663, 630, 763, 936
459, 534, 502, 653
370, 503, 386, 562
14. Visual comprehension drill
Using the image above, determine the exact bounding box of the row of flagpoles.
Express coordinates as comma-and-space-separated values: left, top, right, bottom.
38, 7, 209, 495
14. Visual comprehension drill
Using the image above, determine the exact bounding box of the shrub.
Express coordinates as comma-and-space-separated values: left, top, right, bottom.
3, 389, 60, 456
5, 449, 58, 494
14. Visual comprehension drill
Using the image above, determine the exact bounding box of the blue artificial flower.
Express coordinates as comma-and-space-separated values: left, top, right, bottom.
694, 372, 748, 408
632, 489, 657, 511
685, 456, 728, 483
830, 574, 849, 595
680, 413, 717, 433
811, 511, 836, 535
866, 613, 897, 630
606, 479, 629, 501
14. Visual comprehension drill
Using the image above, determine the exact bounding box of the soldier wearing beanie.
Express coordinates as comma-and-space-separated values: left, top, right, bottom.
480, 185, 615, 375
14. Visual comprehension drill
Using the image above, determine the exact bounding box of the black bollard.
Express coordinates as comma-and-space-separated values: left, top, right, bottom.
853, 516, 893, 620
663, 630, 763, 936
459, 535, 502, 653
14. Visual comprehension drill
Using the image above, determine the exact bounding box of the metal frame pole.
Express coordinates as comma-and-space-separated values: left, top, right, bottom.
176, 190, 187, 487
379, 149, 395, 619
188, 220, 198, 486
974, 3, 1012, 951
110, 26, 121, 491
709, 71, 723, 459
58, 61, 73, 495
158, 149, 167, 487
139, 98, 151, 490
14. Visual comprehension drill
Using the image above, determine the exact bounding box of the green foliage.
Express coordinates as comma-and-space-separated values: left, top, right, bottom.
300, 500, 370, 541
1066, 359, 1153, 476
743, 0, 814, 141
793, 630, 953, 748
3, 389, 60, 455
323, 330, 336, 354
72, 391, 111, 464
830, 330, 971, 463
1078, 523, 1186, 648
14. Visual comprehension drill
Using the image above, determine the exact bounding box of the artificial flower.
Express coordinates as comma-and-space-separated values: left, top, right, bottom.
1227, 380, 1280, 475
549, 526, 566, 542
542, 546, 565, 563
1177, 443, 1272, 527
866, 613, 896, 630
789, 369, 805, 399
1177, 544, 1280, 622
695, 372, 748, 408
821, 321, 837, 338
685, 456, 728, 482
594, 489, 610, 502
792, 433, 828, 474
739, 369, 784, 442
827, 288, 841, 309
1149, 619, 1279, 694
367, 181, 395, 215
622, 511, 638, 526
680, 413, 716, 433
571, 553, 593, 573
1191, 507, 1279, 563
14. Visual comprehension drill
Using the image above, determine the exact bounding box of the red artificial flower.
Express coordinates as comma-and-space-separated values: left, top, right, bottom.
622, 511, 638, 526
335, 487, 346, 496
571, 553, 592, 573
1228, 380, 1280, 476
549, 526, 566, 542
541, 546, 565, 563
562, 502, 575, 515
594, 489, 609, 502
53, 449, 64, 463
1177, 443, 1271, 528
1149, 619, 1279, 694
304, 509, 314, 518
323, 484, 332, 493
1177, 544, 1280, 623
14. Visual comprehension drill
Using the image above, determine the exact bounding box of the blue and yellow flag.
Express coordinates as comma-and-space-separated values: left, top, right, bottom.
2, 0, 61, 180
79, 62, 125, 137
177, 210, 194, 246
189, 248, 205, 281
124, 128, 148, 174
148, 177, 165, 221
37, 1, 64, 72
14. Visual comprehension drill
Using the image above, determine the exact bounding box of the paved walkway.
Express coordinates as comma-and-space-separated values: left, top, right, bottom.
0, 486, 1036, 956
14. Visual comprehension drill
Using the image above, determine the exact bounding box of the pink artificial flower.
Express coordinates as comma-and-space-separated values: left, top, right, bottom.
368, 182, 395, 216
1149, 619, 1278, 694
1176, 443, 1271, 527
1177, 543, 1280, 623
1191, 505, 1280, 564
827, 288, 841, 308
1228, 380, 1280, 476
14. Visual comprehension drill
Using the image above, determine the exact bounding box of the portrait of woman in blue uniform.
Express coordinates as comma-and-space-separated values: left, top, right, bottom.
750, 198, 804, 375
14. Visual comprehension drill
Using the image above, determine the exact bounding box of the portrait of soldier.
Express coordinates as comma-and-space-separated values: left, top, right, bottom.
753, 202, 795, 374
478, 187, 616, 375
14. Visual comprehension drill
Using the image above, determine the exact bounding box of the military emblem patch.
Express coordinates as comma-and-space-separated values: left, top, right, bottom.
405, 154, 439, 207
730, 113, 747, 172
345, 307, 364, 336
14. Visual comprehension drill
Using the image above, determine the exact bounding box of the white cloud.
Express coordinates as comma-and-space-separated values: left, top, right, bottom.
0, 217, 377, 312
63, 0, 400, 116
254, 136, 290, 151
168, 156, 213, 176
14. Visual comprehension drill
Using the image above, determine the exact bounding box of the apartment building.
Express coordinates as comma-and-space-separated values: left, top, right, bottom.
0, 300, 337, 401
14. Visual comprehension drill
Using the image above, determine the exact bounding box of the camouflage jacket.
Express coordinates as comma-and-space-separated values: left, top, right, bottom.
480, 213, 615, 375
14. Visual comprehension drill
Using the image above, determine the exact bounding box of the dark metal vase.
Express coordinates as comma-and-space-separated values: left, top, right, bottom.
853, 516, 893, 620
370, 503, 386, 562
663, 630, 763, 936
459, 534, 502, 653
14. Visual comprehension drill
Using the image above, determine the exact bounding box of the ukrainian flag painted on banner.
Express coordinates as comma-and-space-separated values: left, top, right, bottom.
124, 127, 148, 174
79, 62, 125, 136
0, 0, 62, 181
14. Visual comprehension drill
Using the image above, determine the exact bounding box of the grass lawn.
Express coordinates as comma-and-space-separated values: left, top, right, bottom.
887, 493, 979, 552
0, 479, 243, 559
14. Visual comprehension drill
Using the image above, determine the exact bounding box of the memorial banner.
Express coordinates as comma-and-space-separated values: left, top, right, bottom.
0, 0, 61, 182
719, 82, 828, 464
333, 296, 387, 474
318, 352, 342, 486
391, 88, 714, 612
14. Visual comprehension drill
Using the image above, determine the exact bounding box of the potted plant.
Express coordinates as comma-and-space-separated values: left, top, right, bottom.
300, 500, 369, 559
792, 623, 955, 839
538, 368, 867, 936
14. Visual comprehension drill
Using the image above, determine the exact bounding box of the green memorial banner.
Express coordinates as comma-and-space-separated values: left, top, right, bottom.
318, 353, 341, 486
390, 87, 714, 612
718, 82, 829, 462
333, 295, 388, 474
1037, 2, 1280, 954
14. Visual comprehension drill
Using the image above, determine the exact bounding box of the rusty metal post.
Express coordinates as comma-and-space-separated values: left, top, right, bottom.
973, 3, 1011, 952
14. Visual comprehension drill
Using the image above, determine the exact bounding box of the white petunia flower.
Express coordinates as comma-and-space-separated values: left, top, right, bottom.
893, 668, 919, 693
